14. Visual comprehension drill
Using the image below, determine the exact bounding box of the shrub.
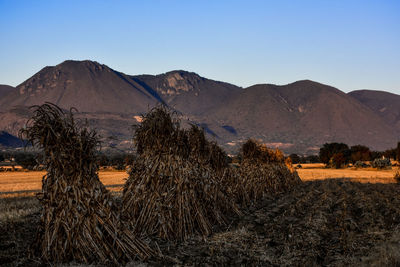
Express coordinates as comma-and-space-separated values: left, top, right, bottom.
371, 158, 392, 169
384, 148, 397, 160
289, 153, 301, 164
319, 143, 350, 165
331, 153, 347, 169
14, 152, 37, 170
371, 151, 384, 160
303, 155, 320, 163
354, 161, 368, 168
350, 145, 371, 163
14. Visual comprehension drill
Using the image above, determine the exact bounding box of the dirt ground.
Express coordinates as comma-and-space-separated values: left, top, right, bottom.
1, 179, 399, 266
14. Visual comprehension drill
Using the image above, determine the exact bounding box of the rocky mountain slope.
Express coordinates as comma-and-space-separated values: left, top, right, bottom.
132, 71, 242, 115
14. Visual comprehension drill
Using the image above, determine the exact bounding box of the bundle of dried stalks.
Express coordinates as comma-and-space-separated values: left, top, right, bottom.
237, 161, 301, 204
122, 152, 240, 240
20, 103, 152, 264
233, 139, 301, 205
284, 156, 296, 173
187, 125, 228, 171
134, 106, 228, 171
123, 106, 239, 240
241, 139, 285, 164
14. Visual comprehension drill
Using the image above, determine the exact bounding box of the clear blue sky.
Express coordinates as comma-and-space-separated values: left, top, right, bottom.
0, 0, 399, 93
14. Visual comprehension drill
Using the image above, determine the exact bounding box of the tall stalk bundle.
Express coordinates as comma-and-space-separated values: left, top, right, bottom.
187, 125, 228, 171
234, 139, 301, 205
133, 106, 228, 171
241, 139, 285, 164
20, 103, 152, 264
122, 152, 239, 240
123, 106, 239, 240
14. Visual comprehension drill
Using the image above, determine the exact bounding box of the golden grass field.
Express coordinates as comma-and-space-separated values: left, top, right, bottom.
297, 164, 399, 183
0, 170, 128, 197
0, 164, 398, 197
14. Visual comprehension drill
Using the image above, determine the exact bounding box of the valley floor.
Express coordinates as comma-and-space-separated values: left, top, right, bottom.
0, 179, 399, 266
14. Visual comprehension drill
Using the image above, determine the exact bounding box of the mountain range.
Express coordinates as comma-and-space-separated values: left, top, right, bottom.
0, 60, 399, 154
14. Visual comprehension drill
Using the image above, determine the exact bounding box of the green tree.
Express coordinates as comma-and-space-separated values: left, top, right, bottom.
289, 154, 301, 164
319, 143, 350, 165
14, 152, 37, 170
371, 151, 383, 160
332, 152, 346, 169
303, 155, 320, 163
383, 148, 396, 160
350, 145, 371, 163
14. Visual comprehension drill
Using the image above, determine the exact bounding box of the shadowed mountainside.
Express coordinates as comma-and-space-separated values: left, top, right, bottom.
0, 131, 23, 148
208, 81, 398, 152
349, 90, 400, 136
0, 85, 14, 98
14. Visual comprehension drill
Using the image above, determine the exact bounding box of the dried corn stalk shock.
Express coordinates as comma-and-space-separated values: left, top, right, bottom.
122, 106, 240, 241
20, 103, 153, 265
235, 139, 302, 206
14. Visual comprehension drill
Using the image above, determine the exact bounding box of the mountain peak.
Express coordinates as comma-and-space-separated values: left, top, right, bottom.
1, 60, 159, 113
164, 70, 201, 77
134, 70, 204, 97
288, 79, 332, 88
55, 59, 111, 72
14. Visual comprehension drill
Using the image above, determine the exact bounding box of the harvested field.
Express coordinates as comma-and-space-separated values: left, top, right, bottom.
1, 167, 397, 197
0, 171, 127, 196
1, 179, 399, 266
297, 167, 399, 183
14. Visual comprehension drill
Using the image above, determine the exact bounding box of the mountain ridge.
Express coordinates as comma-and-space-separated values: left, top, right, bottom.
0, 60, 399, 153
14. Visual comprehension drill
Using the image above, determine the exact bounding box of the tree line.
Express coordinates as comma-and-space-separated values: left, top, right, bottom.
1, 141, 400, 170
0, 151, 137, 171
290, 142, 400, 168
